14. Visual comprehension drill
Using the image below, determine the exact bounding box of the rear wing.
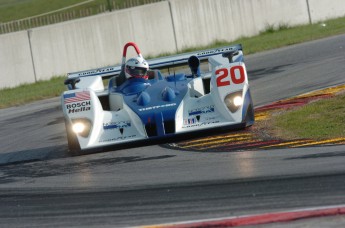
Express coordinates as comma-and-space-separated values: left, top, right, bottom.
149, 44, 242, 69
67, 44, 242, 79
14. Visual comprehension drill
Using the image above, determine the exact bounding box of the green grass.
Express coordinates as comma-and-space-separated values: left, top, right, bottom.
0, 0, 85, 22
180, 16, 345, 55
0, 0, 159, 23
1, 16, 345, 109
0, 76, 66, 108
272, 94, 345, 139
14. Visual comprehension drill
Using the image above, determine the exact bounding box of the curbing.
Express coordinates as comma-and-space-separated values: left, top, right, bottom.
141, 205, 345, 228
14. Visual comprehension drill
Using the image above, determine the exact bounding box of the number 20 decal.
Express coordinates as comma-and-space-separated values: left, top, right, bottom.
216, 65, 245, 87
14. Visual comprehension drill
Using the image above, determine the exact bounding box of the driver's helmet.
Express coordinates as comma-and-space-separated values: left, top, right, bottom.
125, 56, 149, 79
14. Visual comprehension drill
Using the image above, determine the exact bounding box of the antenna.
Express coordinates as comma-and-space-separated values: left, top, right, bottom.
174, 71, 176, 88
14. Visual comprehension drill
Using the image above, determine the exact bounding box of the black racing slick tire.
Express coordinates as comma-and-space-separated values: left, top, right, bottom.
64, 119, 81, 155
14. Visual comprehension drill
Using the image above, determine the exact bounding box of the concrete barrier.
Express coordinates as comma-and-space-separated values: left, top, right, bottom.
308, 0, 345, 23
29, 1, 176, 81
0, 31, 36, 88
1, 0, 345, 89
169, 0, 310, 50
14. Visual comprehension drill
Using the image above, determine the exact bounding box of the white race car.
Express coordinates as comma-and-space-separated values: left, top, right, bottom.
62, 42, 254, 154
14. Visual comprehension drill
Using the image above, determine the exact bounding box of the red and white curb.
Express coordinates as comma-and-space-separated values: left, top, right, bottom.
140, 205, 345, 228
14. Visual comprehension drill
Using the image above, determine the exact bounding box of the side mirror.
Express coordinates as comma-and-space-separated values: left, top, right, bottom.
222, 51, 239, 63
188, 55, 200, 77
64, 77, 80, 90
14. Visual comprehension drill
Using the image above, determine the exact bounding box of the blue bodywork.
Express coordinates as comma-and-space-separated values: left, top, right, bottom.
110, 73, 193, 137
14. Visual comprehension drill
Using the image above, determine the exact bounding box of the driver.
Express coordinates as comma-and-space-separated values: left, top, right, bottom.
125, 56, 149, 80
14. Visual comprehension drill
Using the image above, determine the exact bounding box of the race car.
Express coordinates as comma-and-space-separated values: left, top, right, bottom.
62, 42, 254, 153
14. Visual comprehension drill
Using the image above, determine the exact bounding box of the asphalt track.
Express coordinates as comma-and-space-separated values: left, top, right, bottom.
0, 34, 345, 227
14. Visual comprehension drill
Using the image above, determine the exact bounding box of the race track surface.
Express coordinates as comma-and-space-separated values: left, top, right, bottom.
0, 34, 345, 227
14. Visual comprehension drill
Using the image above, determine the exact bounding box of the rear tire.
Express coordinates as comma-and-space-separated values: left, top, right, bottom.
64, 120, 81, 155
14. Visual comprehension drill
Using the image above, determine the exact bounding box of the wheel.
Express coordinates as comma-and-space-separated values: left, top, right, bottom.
64, 119, 81, 155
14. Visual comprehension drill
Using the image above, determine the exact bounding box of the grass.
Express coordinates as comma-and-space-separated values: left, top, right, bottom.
180, 16, 345, 55
272, 94, 345, 139
0, 76, 66, 109
0, 0, 85, 22
1, 16, 345, 109
0, 0, 160, 23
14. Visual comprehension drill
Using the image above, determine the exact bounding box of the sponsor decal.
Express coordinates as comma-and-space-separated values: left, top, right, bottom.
66, 101, 91, 114
138, 103, 176, 112
182, 120, 220, 129
184, 118, 196, 125
103, 121, 131, 130
197, 47, 235, 56
99, 134, 137, 143
188, 105, 215, 116
68, 106, 91, 114
76, 67, 116, 77
66, 101, 91, 109
64, 91, 90, 104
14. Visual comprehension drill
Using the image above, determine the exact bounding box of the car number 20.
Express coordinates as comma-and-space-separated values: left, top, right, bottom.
216, 65, 245, 87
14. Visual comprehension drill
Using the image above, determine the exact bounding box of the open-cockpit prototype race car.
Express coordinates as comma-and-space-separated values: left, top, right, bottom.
62, 42, 254, 153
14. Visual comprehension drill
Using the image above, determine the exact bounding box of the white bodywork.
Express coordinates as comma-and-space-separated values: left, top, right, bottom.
62, 46, 253, 151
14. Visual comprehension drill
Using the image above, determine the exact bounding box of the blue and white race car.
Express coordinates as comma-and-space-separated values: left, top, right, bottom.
62, 42, 254, 153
